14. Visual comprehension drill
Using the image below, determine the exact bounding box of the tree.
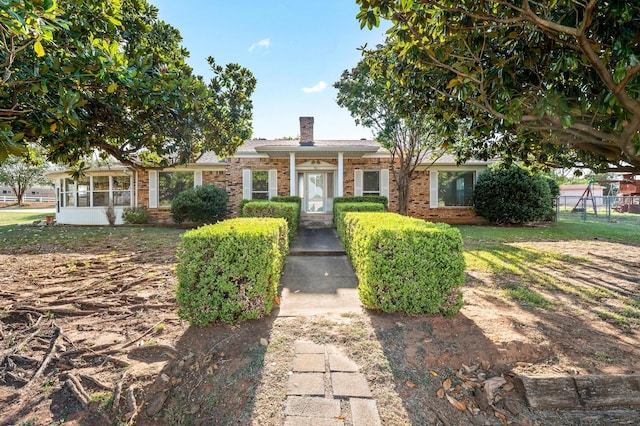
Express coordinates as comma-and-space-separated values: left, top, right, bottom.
335, 51, 465, 214
1, 0, 256, 168
356, 1, 640, 173
0, 147, 50, 205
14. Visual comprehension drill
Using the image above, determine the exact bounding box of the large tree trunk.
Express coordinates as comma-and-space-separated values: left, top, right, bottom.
396, 170, 412, 216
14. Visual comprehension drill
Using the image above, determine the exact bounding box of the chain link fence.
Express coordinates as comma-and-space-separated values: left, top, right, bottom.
556, 195, 640, 224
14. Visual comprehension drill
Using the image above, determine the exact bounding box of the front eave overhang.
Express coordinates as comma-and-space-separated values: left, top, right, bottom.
253, 145, 383, 158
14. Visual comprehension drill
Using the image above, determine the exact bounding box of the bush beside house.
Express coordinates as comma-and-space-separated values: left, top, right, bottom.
241, 200, 300, 242
340, 212, 465, 316
175, 218, 288, 326
333, 195, 388, 208
170, 185, 229, 225
473, 166, 554, 224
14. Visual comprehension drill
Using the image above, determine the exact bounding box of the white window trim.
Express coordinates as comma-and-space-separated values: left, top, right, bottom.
154, 170, 197, 208
429, 168, 479, 208
355, 169, 389, 198
242, 169, 277, 200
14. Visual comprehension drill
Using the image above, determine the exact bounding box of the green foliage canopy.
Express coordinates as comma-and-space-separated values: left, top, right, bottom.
0, 0, 256, 168
356, 1, 640, 172
335, 51, 470, 214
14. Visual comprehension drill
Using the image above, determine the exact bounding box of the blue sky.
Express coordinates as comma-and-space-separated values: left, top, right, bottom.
149, 1, 388, 140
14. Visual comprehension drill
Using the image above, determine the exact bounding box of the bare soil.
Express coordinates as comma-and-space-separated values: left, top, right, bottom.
0, 228, 638, 425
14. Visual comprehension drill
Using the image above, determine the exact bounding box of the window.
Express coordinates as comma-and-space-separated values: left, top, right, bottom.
112, 176, 131, 206
363, 171, 380, 195
63, 179, 75, 207
77, 176, 90, 207
251, 170, 269, 200
92, 176, 110, 207
437, 171, 475, 207
158, 171, 194, 207
60, 175, 133, 208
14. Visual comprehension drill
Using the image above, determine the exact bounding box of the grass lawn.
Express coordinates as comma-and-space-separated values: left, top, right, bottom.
457, 220, 640, 328
0, 210, 50, 226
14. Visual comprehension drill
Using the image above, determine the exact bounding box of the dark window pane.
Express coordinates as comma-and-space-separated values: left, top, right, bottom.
252, 171, 269, 192
363, 171, 380, 194
159, 172, 194, 207
438, 171, 475, 206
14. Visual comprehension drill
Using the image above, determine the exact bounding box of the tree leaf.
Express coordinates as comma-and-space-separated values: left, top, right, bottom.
107, 82, 118, 93
443, 378, 452, 390
446, 393, 467, 411
34, 41, 45, 57
406, 380, 417, 388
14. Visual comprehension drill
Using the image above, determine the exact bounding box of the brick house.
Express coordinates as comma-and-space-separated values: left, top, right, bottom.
46, 117, 491, 226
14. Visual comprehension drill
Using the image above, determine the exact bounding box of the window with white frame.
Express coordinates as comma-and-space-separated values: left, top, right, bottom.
354, 169, 389, 198
362, 170, 380, 195
242, 169, 278, 200
437, 171, 475, 207
158, 171, 194, 207
60, 175, 133, 207
251, 170, 269, 200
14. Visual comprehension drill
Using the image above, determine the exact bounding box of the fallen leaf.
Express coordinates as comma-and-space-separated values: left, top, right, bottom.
436, 388, 445, 398
494, 409, 508, 425
484, 376, 507, 402
260, 338, 268, 346
443, 378, 452, 390
406, 380, 417, 388
335, 415, 345, 420
503, 383, 515, 392
274, 296, 281, 306
481, 360, 491, 370
446, 393, 467, 411
429, 370, 438, 377
516, 361, 532, 367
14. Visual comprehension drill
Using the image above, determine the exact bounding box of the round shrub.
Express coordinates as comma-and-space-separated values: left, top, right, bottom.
122, 207, 148, 224
473, 165, 553, 224
170, 185, 229, 224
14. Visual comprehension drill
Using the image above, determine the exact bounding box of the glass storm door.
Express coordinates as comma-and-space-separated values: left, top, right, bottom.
306, 173, 325, 213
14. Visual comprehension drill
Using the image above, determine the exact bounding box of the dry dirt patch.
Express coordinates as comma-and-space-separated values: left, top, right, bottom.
1, 227, 638, 425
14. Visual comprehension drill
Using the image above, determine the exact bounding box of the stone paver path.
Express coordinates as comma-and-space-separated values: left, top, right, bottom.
285, 340, 382, 426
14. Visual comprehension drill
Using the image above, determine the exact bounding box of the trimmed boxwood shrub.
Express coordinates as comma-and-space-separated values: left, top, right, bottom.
176, 218, 288, 326
473, 165, 553, 224
241, 201, 299, 242
342, 212, 465, 316
333, 195, 388, 208
271, 195, 302, 206
122, 207, 147, 224
171, 185, 229, 225
334, 202, 386, 250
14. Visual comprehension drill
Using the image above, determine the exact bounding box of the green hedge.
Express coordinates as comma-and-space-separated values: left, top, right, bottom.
334, 202, 386, 250
342, 212, 465, 316
241, 201, 299, 242
175, 218, 288, 326
271, 195, 302, 206
333, 195, 388, 208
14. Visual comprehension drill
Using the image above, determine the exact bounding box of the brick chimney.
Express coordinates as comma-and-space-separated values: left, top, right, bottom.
299, 117, 314, 146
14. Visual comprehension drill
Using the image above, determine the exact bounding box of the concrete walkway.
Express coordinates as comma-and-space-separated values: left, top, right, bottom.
285, 340, 382, 426
279, 229, 381, 425
278, 229, 362, 317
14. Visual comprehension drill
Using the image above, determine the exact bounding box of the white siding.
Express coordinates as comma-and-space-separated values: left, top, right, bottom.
194, 171, 203, 186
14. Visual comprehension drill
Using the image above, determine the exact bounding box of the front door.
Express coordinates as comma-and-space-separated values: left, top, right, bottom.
306, 173, 326, 212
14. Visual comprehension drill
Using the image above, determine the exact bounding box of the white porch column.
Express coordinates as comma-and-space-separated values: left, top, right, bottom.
290, 152, 296, 196
337, 152, 344, 196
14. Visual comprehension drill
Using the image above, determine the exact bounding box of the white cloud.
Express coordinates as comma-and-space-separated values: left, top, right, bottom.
248, 38, 270, 52
302, 80, 327, 94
